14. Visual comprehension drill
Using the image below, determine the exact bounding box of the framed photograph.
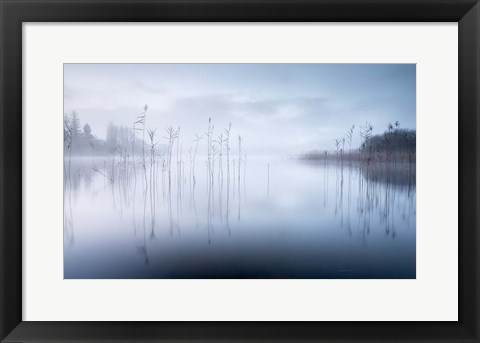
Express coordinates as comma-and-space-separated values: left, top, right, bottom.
1, 0, 479, 342
63, 63, 416, 280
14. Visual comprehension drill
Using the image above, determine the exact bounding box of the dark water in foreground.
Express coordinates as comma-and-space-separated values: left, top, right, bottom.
64, 157, 416, 279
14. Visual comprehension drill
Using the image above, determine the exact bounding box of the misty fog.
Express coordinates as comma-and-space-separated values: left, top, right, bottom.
64, 64, 416, 279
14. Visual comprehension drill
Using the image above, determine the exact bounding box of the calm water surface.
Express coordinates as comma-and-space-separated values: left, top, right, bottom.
64, 156, 416, 279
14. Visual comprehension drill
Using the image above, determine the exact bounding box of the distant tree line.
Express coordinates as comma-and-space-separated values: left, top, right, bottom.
300, 121, 416, 164
363, 128, 415, 158
63, 111, 146, 156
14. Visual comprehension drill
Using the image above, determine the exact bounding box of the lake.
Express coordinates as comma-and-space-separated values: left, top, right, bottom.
64, 156, 416, 279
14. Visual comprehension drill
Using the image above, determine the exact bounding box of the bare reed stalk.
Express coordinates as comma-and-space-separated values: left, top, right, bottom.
64, 118, 73, 185
224, 123, 231, 189
217, 133, 223, 189
110, 146, 116, 183
142, 105, 148, 178
359, 121, 373, 165
165, 127, 179, 191
134, 105, 148, 185
334, 139, 341, 158
205, 118, 216, 194
132, 122, 137, 182
148, 129, 157, 199
192, 134, 202, 187
346, 125, 355, 155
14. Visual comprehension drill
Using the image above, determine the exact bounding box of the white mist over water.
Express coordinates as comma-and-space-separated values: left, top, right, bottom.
64, 156, 416, 279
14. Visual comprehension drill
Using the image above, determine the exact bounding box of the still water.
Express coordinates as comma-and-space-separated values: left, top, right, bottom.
64, 156, 416, 279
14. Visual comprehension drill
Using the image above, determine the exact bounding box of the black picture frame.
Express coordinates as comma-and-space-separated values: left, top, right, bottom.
1, 0, 479, 342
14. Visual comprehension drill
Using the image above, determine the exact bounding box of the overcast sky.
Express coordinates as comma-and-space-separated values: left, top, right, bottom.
64, 63, 415, 156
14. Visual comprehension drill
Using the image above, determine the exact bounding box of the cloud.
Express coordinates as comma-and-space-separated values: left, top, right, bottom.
64, 64, 415, 155
130, 81, 166, 95
169, 94, 333, 124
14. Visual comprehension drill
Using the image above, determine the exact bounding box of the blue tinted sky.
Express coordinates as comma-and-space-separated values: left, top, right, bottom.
64, 64, 415, 155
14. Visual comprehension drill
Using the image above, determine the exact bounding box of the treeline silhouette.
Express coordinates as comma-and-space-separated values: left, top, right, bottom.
63, 111, 157, 156
301, 121, 416, 164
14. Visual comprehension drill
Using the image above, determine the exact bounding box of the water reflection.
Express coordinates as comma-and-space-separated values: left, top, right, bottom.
64, 156, 415, 279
